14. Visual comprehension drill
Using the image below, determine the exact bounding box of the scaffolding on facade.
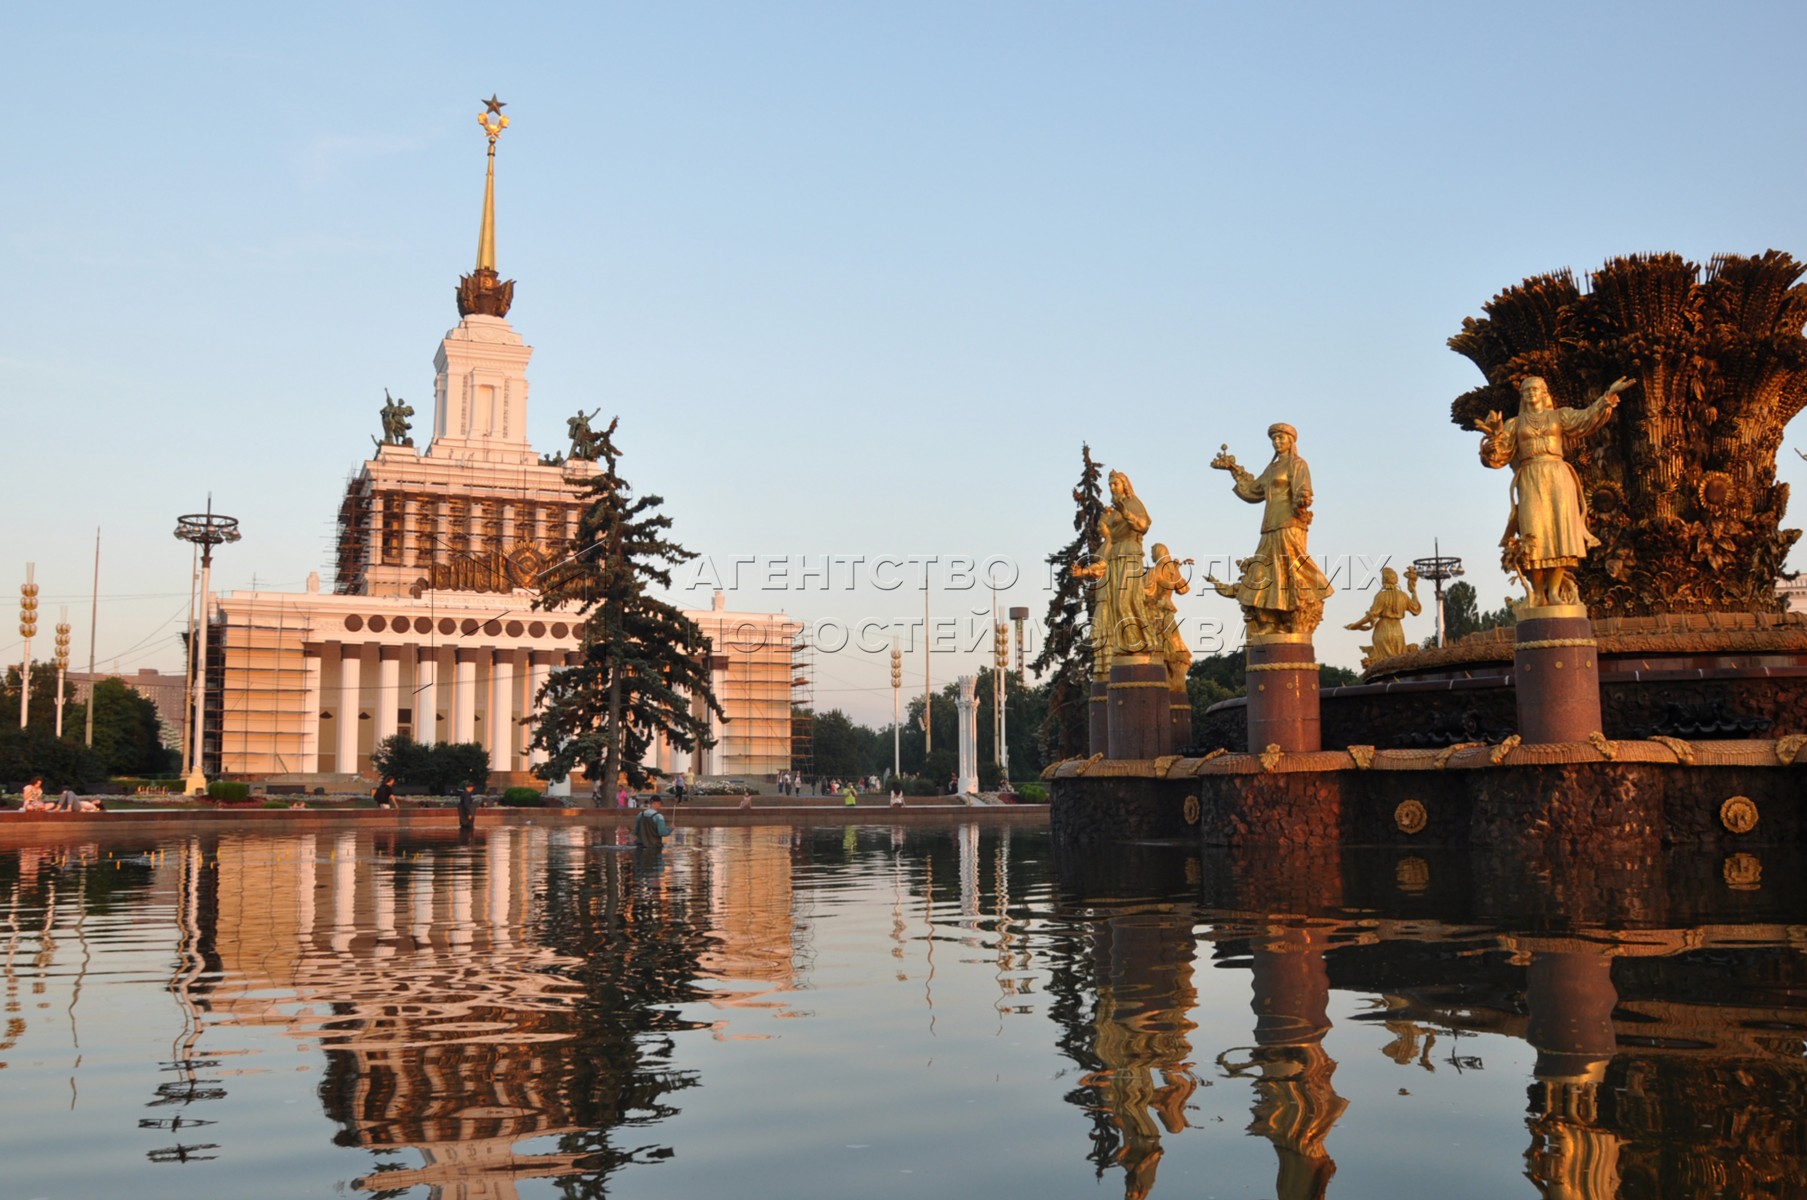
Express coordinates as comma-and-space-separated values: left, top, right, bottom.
789, 628, 814, 780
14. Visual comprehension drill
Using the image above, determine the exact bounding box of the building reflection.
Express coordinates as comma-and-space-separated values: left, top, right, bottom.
166, 827, 720, 1197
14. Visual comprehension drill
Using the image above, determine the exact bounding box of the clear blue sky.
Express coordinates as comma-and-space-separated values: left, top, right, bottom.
8, 1, 1807, 726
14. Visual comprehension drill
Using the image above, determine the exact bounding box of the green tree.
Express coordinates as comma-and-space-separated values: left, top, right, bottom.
529, 418, 723, 796
0, 664, 173, 779
1429, 580, 1518, 647
85, 678, 175, 775
1031, 444, 1106, 762
372, 735, 490, 795
810, 709, 881, 781
0, 725, 106, 791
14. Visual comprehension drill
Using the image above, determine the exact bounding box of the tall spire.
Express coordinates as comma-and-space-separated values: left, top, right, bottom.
456, 95, 516, 319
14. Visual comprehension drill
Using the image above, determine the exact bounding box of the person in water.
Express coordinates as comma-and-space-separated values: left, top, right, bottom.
635, 796, 672, 849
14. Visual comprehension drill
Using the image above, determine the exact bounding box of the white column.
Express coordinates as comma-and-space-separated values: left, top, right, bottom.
415, 649, 439, 746
956, 674, 978, 795
454, 649, 479, 745
331, 831, 358, 954
526, 651, 553, 768
300, 647, 322, 773
376, 646, 401, 748
336, 644, 363, 775
487, 827, 512, 947
489, 649, 516, 772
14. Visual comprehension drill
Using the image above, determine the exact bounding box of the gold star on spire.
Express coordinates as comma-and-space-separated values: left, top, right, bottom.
483, 94, 506, 115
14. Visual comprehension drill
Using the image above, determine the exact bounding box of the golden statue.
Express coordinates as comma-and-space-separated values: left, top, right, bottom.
1204, 556, 1285, 638
1345, 564, 1421, 668
1144, 543, 1194, 691
1477, 376, 1632, 608
1209, 424, 1332, 636
1094, 470, 1157, 661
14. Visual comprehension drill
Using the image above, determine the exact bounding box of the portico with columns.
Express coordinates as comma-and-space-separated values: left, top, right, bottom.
205, 100, 797, 787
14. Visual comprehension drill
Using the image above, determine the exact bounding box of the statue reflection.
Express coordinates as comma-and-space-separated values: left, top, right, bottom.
1068, 903, 1201, 1200
1219, 926, 1348, 1200
1521, 945, 1622, 1200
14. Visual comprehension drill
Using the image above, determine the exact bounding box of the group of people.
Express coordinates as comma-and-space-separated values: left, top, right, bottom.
16, 778, 103, 813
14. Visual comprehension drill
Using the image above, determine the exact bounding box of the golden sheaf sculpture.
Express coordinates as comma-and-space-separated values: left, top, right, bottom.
1449, 252, 1807, 615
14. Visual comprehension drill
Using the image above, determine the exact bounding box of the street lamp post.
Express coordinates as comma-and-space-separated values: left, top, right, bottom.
993, 620, 1009, 776
175, 500, 241, 795
53, 610, 70, 738
890, 643, 902, 781
1411, 539, 1464, 649
17, 564, 37, 729
1008, 606, 1030, 675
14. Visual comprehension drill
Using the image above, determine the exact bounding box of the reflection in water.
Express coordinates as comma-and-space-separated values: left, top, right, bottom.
4, 828, 1807, 1196
1224, 927, 1346, 1200
1048, 843, 1807, 1199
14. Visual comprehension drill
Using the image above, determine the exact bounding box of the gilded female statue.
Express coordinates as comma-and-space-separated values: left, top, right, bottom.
1144, 543, 1194, 690
1094, 470, 1156, 659
1345, 564, 1420, 667
1477, 375, 1631, 608
1208, 423, 1332, 635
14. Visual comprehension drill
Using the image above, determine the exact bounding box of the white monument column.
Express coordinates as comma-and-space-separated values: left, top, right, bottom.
489, 649, 516, 772
454, 649, 480, 745
300, 647, 323, 774
956, 674, 978, 795
375, 646, 402, 748
415, 649, 439, 746
337, 644, 363, 775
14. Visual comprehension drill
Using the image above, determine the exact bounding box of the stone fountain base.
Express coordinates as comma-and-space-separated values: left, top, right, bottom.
1047, 736, 1807, 851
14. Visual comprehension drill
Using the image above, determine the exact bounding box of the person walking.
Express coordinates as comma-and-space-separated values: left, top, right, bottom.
457, 785, 479, 831
673, 775, 687, 805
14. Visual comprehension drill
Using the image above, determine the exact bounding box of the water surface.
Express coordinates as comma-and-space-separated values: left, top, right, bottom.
1, 823, 1801, 1198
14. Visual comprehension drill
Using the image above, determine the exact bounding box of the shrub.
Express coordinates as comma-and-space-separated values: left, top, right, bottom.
500, 786, 542, 807
373, 735, 491, 795
1012, 782, 1048, 803
208, 781, 251, 801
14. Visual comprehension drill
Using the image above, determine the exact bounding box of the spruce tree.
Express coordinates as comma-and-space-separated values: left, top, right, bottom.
1031, 443, 1105, 761
530, 418, 724, 798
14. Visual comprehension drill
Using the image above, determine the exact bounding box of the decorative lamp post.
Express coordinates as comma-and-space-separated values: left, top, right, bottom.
1411, 539, 1464, 649
993, 620, 1009, 774
53, 611, 70, 738
17, 564, 37, 729
1008, 606, 1030, 674
890, 643, 902, 781
174, 500, 241, 795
